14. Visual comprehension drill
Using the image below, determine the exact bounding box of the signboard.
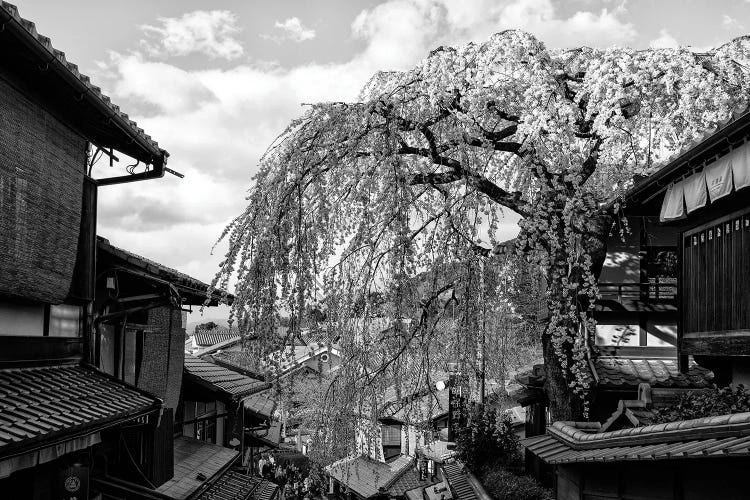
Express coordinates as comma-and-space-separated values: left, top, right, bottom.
447, 374, 468, 442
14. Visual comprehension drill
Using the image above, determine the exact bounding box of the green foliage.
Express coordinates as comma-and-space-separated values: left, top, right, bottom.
455, 404, 551, 500
455, 403, 520, 470
479, 466, 553, 500
653, 385, 750, 424
195, 321, 218, 331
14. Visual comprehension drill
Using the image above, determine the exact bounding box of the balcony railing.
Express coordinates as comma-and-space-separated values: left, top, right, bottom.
598, 279, 677, 304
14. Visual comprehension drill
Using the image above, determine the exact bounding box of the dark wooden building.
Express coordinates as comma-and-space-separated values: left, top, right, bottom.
0, 4, 281, 498
0, 2, 169, 497
524, 413, 750, 500
623, 106, 750, 385
523, 104, 750, 499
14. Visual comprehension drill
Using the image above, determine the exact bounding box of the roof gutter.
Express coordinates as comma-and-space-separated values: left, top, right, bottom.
0, 7, 168, 170
95, 157, 165, 186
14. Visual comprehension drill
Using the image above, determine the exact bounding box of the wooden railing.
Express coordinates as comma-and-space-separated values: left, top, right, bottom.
598, 280, 677, 303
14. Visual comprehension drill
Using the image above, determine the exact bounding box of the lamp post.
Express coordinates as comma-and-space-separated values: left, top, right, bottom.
479, 259, 486, 405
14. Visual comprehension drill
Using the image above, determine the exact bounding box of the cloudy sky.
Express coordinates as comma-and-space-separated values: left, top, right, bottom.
16, 0, 750, 321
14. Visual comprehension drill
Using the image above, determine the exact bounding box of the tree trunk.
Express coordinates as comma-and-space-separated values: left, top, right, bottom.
542, 333, 584, 421
542, 214, 612, 422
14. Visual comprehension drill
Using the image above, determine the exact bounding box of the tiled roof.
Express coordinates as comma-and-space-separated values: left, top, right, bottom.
184, 355, 270, 400
388, 467, 440, 497
195, 472, 279, 500
523, 412, 750, 465
600, 400, 657, 432
156, 436, 238, 499
594, 357, 713, 389
0, 2, 165, 162
0, 364, 160, 458
326, 454, 414, 499
243, 392, 277, 420
194, 330, 240, 347
249, 421, 282, 448
249, 476, 280, 500
524, 429, 750, 465
209, 352, 266, 380
98, 237, 228, 305
442, 463, 478, 500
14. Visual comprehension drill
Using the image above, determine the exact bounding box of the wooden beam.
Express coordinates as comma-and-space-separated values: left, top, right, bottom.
681, 330, 750, 356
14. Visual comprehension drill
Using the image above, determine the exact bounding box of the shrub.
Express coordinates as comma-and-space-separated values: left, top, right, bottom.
455, 404, 520, 470
653, 385, 750, 424
455, 404, 551, 499
480, 465, 553, 500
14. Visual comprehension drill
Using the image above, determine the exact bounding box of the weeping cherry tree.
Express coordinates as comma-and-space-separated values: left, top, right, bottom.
212, 31, 750, 432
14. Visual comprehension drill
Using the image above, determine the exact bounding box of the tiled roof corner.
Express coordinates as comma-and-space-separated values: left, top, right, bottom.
97, 237, 231, 303
194, 330, 240, 348
0, 2, 167, 160
156, 436, 239, 498
524, 410, 750, 465
243, 391, 277, 420
0, 364, 161, 458
546, 411, 750, 450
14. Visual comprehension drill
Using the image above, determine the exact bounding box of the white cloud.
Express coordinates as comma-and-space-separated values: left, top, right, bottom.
95, 0, 639, 293
140, 10, 244, 60
351, 0, 637, 71
722, 14, 744, 31
263, 17, 316, 43
649, 29, 679, 49
492, 0, 637, 47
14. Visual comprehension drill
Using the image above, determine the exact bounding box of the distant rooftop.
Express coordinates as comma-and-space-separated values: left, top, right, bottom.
184, 355, 269, 400
193, 330, 240, 348
326, 454, 414, 499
